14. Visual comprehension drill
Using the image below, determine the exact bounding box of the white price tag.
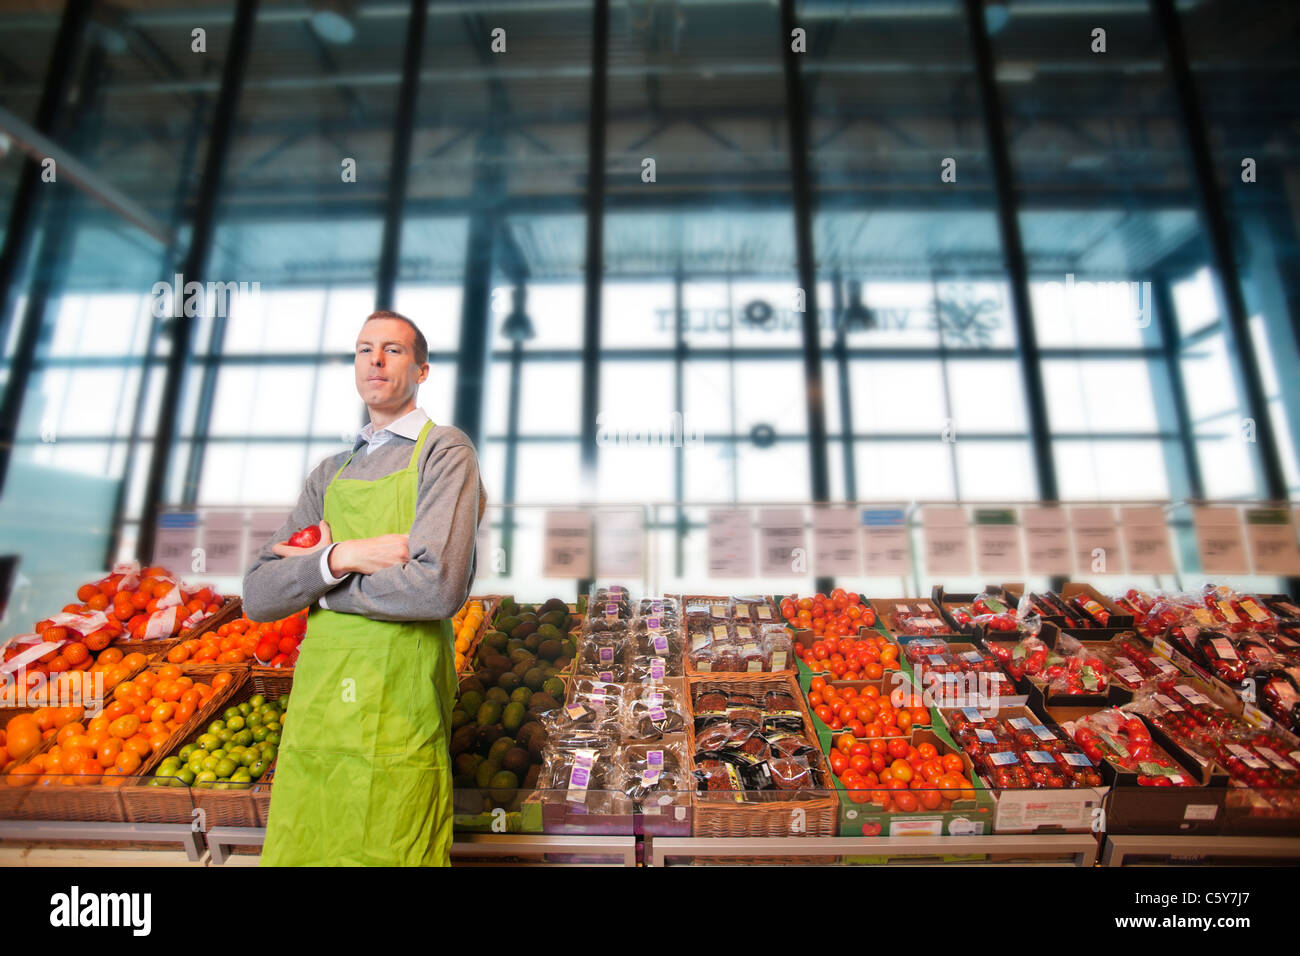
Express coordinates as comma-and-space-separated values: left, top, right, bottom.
155, 511, 198, 569
1120, 506, 1175, 574
707, 508, 755, 578
595, 508, 644, 578
1022, 506, 1072, 574
758, 508, 806, 578
1194, 506, 1249, 574
861, 508, 911, 576
973, 508, 1023, 575
1070, 505, 1124, 576
199, 511, 245, 575
921, 505, 972, 575
542, 510, 593, 578
1244, 507, 1300, 575
812, 506, 861, 576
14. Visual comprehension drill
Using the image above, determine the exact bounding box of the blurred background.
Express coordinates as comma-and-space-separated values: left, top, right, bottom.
1, 0, 1299, 619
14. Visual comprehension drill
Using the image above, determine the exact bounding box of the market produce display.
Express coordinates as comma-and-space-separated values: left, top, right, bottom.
945, 707, 1103, 790
450, 597, 580, 814
0, 563, 230, 705
154, 690, 288, 789
796, 630, 900, 681
164, 609, 306, 668
4, 667, 229, 785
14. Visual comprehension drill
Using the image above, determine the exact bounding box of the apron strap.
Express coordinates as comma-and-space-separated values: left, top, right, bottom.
407, 419, 434, 470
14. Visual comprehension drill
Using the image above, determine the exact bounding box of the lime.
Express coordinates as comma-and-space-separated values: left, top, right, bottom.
237, 702, 252, 716
210, 748, 227, 760
263, 720, 282, 735
208, 719, 226, 734
176, 767, 197, 786
249, 758, 269, 778
197, 733, 220, 751
223, 707, 240, 721
202, 754, 221, 772
178, 744, 197, 761
194, 770, 217, 789
159, 756, 182, 773
251, 726, 269, 743
265, 731, 280, 746
215, 758, 237, 778
246, 712, 263, 728
226, 715, 245, 732
239, 749, 258, 768
277, 695, 290, 710
155, 765, 179, 779
249, 694, 266, 709
261, 744, 277, 763
233, 730, 254, 747
217, 729, 233, 744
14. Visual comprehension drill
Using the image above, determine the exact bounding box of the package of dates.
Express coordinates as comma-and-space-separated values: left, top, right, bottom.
614, 739, 690, 803
621, 684, 687, 739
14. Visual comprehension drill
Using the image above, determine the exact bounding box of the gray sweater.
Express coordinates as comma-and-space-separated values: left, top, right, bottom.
241, 424, 484, 624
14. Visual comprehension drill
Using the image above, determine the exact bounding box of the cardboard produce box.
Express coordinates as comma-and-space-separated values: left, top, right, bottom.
833, 728, 994, 837
870, 597, 958, 643
938, 705, 1105, 834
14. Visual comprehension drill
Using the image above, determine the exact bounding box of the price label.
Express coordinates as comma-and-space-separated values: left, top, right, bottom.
861, 508, 911, 577
1194, 507, 1249, 574
1244, 507, 1300, 575
707, 508, 755, 578
542, 510, 593, 578
1022, 506, 1072, 574
247, 510, 290, 567
921, 505, 972, 575
812, 506, 861, 576
155, 511, 198, 569
973, 508, 1023, 575
758, 508, 806, 577
200, 511, 245, 575
1070, 505, 1124, 575
1120, 505, 1175, 574
595, 508, 644, 578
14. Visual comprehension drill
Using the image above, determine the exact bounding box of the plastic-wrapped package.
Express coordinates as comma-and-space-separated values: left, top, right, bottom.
635, 597, 680, 625
1067, 708, 1196, 786
693, 688, 729, 724
1190, 627, 1248, 684
765, 730, 819, 759
615, 740, 690, 803
1047, 635, 1111, 696
767, 754, 816, 792
762, 687, 804, 732
760, 624, 793, 671
576, 626, 630, 682
627, 653, 682, 683
548, 680, 626, 735
694, 758, 745, 801
622, 685, 686, 739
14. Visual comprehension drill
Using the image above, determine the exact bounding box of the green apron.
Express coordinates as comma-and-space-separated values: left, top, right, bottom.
261, 419, 457, 866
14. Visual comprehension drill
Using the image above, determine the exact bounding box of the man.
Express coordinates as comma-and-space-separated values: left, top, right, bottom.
242, 309, 485, 866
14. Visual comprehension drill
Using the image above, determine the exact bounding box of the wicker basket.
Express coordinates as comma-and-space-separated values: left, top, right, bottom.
122, 671, 292, 828
0, 665, 246, 823
135, 595, 244, 665
686, 672, 838, 857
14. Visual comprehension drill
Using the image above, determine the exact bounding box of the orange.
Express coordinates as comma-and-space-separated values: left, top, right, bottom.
4, 716, 41, 762
148, 732, 170, 752
211, 673, 231, 691
109, 715, 140, 739
166, 645, 189, 664
151, 703, 175, 724
123, 736, 150, 759
6, 763, 40, 787
121, 653, 147, 672
96, 738, 122, 766
157, 664, 182, 681
114, 751, 141, 774
32, 708, 56, 732
63, 642, 90, 667
175, 701, 195, 723
55, 722, 86, 745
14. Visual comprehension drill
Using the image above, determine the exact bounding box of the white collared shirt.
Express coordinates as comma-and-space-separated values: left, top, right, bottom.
319, 407, 431, 593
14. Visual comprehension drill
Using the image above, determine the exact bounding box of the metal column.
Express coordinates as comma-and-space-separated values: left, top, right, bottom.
962, 0, 1058, 503
1150, 0, 1290, 500
780, 0, 833, 594
139, 0, 258, 560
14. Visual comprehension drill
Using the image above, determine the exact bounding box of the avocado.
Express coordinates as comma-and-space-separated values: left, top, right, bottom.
523, 667, 545, 691
488, 770, 519, 804
450, 708, 470, 731
527, 692, 559, 713
511, 660, 532, 680
511, 686, 532, 706
537, 622, 563, 642
453, 752, 483, 778
484, 687, 509, 705
476, 701, 502, 726
502, 702, 525, 733
510, 621, 538, 640
482, 653, 512, 674
524, 633, 543, 652
507, 638, 526, 655
449, 725, 476, 757
475, 724, 503, 754
542, 677, 566, 701
538, 639, 562, 662
519, 610, 539, 623
526, 734, 546, 761
459, 691, 484, 719
458, 677, 485, 697
488, 736, 515, 763
508, 647, 535, 666
497, 671, 520, 693
542, 597, 568, 614
474, 668, 494, 687
501, 747, 530, 777
516, 721, 543, 749
475, 759, 501, 790
485, 631, 509, 654
496, 615, 521, 634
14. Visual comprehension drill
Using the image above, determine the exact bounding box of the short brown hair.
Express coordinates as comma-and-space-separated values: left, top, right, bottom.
363, 310, 428, 365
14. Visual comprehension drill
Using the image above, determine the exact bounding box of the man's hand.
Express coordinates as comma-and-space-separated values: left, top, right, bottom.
329, 534, 410, 576
272, 521, 332, 558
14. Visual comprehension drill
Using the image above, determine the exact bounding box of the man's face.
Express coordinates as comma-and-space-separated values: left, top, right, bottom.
355, 317, 428, 410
